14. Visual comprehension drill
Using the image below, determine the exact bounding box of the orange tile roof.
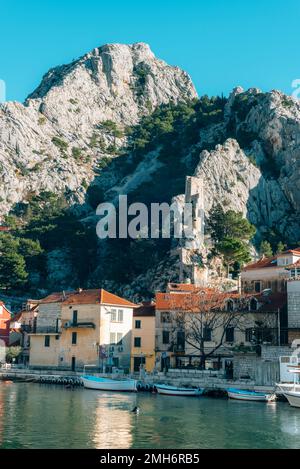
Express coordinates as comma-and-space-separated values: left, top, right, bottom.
39, 291, 77, 304
40, 289, 137, 307
243, 247, 300, 271
243, 256, 278, 271
156, 289, 229, 312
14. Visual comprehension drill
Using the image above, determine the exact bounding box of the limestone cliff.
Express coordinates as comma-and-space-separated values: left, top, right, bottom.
1, 43, 300, 300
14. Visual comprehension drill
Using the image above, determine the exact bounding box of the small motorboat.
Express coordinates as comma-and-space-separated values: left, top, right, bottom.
227, 388, 275, 402
155, 384, 204, 396
81, 375, 137, 392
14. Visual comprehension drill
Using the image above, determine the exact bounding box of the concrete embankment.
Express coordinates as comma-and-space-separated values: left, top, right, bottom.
0, 368, 281, 396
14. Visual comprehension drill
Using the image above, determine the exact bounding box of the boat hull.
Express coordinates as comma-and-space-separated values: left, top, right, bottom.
155, 385, 204, 396
227, 389, 272, 402
283, 391, 300, 408
81, 376, 137, 392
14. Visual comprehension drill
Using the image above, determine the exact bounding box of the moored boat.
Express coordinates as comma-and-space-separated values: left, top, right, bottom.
155, 384, 204, 396
81, 375, 137, 392
227, 388, 275, 402
278, 367, 300, 407
282, 390, 300, 408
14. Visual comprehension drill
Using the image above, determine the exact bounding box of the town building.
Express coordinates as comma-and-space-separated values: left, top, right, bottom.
9, 300, 40, 365
241, 248, 300, 294
131, 301, 156, 373
155, 283, 286, 371
29, 289, 137, 371
0, 301, 11, 347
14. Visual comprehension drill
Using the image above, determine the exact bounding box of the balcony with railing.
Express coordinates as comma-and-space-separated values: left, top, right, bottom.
62, 320, 96, 329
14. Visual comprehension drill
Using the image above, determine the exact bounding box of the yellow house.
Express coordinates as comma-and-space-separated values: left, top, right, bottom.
131, 302, 156, 373
29, 289, 137, 371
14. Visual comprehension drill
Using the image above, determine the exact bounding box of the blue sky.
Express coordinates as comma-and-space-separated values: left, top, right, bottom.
1, 0, 299, 102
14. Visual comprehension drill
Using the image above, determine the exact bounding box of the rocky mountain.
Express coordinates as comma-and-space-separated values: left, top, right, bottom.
1, 42, 300, 301
0, 42, 196, 214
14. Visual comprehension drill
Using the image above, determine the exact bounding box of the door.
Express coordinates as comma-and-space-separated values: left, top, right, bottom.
134, 357, 145, 372
71, 356, 76, 371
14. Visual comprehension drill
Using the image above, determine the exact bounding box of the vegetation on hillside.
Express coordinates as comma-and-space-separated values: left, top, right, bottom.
207, 204, 256, 276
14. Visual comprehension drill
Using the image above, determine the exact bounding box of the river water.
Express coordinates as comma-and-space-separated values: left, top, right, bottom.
0, 382, 300, 449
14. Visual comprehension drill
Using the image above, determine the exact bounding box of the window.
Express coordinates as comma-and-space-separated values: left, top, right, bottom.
44, 336, 50, 347
226, 327, 234, 343
72, 310, 78, 326
203, 327, 212, 342
135, 320, 141, 329
118, 310, 124, 322
117, 333, 123, 345
177, 331, 185, 351
134, 337, 141, 348
111, 309, 117, 322
110, 332, 116, 344
161, 312, 171, 323
250, 298, 258, 311
254, 281, 261, 293
162, 330, 170, 344
72, 332, 77, 345
245, 328, 254, 342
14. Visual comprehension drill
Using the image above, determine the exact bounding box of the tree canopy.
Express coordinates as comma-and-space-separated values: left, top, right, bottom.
207, 204, 256, 273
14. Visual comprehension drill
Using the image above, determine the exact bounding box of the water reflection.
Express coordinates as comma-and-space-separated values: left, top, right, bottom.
91, 393, 136, 448
1, 383, 300, 448
279, 406, 300, 437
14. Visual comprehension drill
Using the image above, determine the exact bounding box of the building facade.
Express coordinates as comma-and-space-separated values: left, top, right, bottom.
155, 283, 285, 371
241, 248, 300, 294
0, 302, 11, 348
131, 302, 156, 373
29, 289, 136, 371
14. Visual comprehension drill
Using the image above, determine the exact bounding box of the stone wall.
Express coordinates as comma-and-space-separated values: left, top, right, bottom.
233, 352, 280, 386
260, 345, 291, 360
288, 280, 300, 328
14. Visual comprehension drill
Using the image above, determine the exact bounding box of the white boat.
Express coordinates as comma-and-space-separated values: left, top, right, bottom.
278, 368, 300, 408
155, 384, 204, 396
275, 382, 300, 393
283, 390, 300, 408
81, 375, 137, 392
227, 388, 275, 402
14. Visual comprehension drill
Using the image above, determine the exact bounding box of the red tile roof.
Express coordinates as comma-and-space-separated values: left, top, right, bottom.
39, 289, 137, 308
243, 247, 300, 271
156, 289, 230, 312
243, 256, 278, 271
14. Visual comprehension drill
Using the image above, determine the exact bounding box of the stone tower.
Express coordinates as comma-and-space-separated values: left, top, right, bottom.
178, 176, 208, 286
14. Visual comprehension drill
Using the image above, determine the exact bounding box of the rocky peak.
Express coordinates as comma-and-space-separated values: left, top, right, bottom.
0, 42, 197, 215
